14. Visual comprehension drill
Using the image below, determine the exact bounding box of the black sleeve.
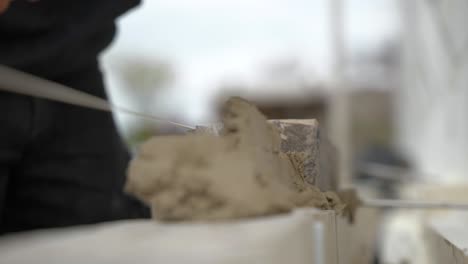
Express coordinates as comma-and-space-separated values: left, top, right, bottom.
0, 0, 140, 81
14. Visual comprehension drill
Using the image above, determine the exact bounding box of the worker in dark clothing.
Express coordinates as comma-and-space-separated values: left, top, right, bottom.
0, 0, 150, 234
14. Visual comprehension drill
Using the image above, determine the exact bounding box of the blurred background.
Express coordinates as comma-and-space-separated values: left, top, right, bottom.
101, 0, 398, 145
99, 0, 468, 263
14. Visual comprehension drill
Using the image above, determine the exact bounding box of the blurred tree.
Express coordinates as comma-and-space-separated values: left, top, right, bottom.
113, 56, 176, 147
119, 57, 174, 92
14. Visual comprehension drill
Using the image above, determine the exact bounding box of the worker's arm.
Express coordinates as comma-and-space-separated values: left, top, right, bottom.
0, 0, 11, 14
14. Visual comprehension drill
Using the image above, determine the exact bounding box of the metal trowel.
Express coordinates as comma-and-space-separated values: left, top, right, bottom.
0, 64, 195, 130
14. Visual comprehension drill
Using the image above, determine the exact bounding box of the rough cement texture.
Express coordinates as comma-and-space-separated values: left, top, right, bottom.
270, 119, 337, 191
125, 97, 343, 221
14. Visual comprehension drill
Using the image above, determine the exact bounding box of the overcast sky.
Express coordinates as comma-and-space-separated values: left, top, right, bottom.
102, 0, 399, 126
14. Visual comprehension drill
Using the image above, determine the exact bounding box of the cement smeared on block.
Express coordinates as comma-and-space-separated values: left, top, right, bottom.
125, 97, 343, 221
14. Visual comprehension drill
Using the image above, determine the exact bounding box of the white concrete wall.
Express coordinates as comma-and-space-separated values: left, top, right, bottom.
397, 0, 468, 182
